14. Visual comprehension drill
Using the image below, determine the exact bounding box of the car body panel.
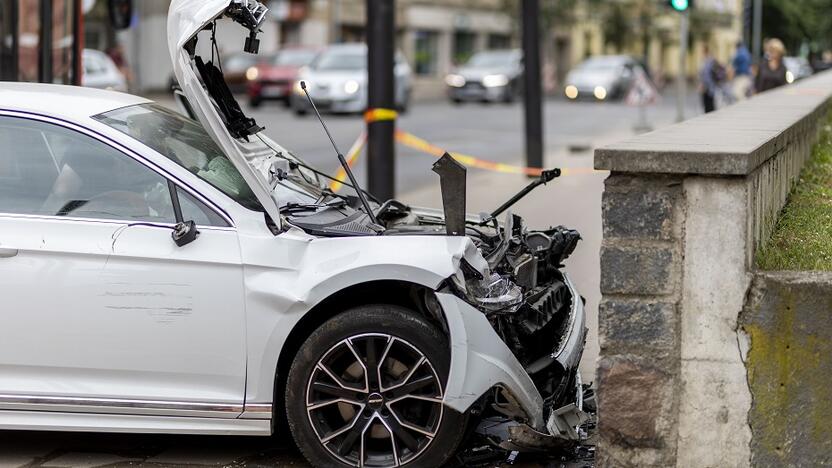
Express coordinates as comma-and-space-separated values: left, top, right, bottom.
437, 292, 545, 429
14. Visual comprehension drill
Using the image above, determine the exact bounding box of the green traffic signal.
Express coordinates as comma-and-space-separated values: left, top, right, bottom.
670, 0, 689, 11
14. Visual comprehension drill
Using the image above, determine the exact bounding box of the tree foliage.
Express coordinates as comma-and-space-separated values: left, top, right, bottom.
762, 0, 832, 53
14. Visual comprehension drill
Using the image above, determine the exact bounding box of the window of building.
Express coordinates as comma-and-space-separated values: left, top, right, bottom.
414, 30, 439, 76
488, 33, 511, 50
453, 30, 476, 65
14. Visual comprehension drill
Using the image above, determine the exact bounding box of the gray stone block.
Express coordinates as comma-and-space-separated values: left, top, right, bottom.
602, 190, 675, 240
596, 356, 678, 464
600, 246, 675, 295
599, 300, 678, 359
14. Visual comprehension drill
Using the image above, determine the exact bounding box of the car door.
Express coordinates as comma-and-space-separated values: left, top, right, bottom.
0, 114, 247, 418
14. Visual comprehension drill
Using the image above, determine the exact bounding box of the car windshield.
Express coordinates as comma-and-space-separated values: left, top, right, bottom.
96, 104, 330, 211
275, 50, 317, 67
95, 104, 265, 212
224, 53, 258, 72
579, 58, 626, 71
467, 51, 516, 68
313, 50, 365, 71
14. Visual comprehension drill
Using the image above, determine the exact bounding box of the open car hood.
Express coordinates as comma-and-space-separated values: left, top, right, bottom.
167, 0, 283, 226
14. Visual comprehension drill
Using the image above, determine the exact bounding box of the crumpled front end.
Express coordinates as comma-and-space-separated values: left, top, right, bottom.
433, 217, 588, 442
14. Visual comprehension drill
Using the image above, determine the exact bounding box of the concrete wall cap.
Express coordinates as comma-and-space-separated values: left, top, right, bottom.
595, 71, 832, 176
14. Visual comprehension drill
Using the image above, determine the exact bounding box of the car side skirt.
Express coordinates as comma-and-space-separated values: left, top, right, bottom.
0, 410, 271, 436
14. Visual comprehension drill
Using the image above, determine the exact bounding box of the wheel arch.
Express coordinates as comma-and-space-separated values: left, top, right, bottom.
271, 279, 448, 431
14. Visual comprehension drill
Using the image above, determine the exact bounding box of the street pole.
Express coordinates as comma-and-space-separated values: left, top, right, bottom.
676, 9, 688, 123
366, 0, 396, 201
38, 0, 53, 83
752, 0, 762, 63
521, 0, 543, 171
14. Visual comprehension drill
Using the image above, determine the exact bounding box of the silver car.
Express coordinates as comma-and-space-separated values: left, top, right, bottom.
291, 43, 413, 115
564, 55, 642, 101
445, 49, 523, 104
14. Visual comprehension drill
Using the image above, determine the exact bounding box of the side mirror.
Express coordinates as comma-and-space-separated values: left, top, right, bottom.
172, 221, 199, 247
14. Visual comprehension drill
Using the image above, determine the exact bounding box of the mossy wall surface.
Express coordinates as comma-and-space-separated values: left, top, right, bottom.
741, 272, 832, 467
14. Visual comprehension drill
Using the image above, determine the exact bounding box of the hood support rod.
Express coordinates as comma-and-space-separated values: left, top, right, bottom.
481, 168, 561, 225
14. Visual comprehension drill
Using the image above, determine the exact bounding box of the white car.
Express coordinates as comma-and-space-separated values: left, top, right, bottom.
82, 48, 128, 92
0, 1, 587, 467
290, 43, 413, 115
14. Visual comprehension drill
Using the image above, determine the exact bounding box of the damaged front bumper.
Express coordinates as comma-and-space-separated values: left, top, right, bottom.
437, 273, 587, 436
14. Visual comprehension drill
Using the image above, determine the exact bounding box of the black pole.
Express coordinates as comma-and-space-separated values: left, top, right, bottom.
366, 0, 396, 201
5, 0, 19, 80
38, 0, 52, 83
521, 0, 543, 171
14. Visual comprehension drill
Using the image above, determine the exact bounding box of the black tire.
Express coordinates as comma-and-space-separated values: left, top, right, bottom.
249, 97, 262, 108
294, 106, 308, 116
285, 305, 468, 468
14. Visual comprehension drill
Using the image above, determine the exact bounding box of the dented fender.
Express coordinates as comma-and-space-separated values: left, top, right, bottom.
436, 292, 546, 430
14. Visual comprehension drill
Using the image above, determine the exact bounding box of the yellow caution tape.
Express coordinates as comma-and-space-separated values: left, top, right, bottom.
328, 128, 600, 192
329, 131, 367, 192
364, 108, 398, 123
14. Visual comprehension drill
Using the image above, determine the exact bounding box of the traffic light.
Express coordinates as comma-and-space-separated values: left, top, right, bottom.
669, 0, 692, 11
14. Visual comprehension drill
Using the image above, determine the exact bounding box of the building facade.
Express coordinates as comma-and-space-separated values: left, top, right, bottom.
99, 0, 742, 95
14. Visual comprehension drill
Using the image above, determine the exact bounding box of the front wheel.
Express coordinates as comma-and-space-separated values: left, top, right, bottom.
285, 305, 468, 468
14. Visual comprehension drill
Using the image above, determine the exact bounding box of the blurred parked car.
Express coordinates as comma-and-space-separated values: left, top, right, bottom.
563, 55, 642, 101
246, 48, 320, 108
444, 49, 523, 104
784, 56, 813, 84
223, 52, 261, 93
291, 43, 412, 115
82, 49, 127, 92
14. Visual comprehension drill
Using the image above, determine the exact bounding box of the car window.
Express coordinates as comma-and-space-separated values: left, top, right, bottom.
95, 104, 264, 213
275, 50, 317, 67
313, 50, 365, 71
177, 187, 228, 227
0, 115, 175, 222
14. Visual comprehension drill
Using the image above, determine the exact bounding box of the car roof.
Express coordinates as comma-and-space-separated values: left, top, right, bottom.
0, 82, 150, 121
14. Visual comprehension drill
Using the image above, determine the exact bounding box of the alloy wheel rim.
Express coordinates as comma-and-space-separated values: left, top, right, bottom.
305, 333, 444, 467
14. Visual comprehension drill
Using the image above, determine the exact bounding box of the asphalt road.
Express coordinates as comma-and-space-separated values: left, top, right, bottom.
0, 93, 700, 468
243, 93, 698, 195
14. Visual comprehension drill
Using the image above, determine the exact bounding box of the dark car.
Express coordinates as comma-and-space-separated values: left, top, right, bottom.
246, 48, 320, 107
222, 52, 262, 93
445, 49, 523, 104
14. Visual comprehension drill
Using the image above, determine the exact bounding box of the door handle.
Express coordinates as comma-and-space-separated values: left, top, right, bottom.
0, 247, 18, 258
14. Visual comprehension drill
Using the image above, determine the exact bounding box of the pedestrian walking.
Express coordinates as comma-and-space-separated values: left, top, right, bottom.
731, 42, 753, 100
698, 45, 724, 113
755, 38, 788, 93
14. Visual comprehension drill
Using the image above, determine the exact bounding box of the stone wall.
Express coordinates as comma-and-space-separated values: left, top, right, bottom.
740, 272, 832, 467
594, 71, 832, 467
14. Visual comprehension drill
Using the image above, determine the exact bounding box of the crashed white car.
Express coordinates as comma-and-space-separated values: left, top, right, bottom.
0, 1, 587, 467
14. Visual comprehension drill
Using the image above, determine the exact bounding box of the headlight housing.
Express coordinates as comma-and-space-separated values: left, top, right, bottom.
344, 80, 360, 94
483, 74, 509, 88
565, 85, 578, 99
452, 262, 523, 314
293, 80, 306, 95
445, 74, 466, 87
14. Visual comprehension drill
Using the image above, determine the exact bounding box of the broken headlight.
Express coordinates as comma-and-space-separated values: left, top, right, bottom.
453, 261, 523, 314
